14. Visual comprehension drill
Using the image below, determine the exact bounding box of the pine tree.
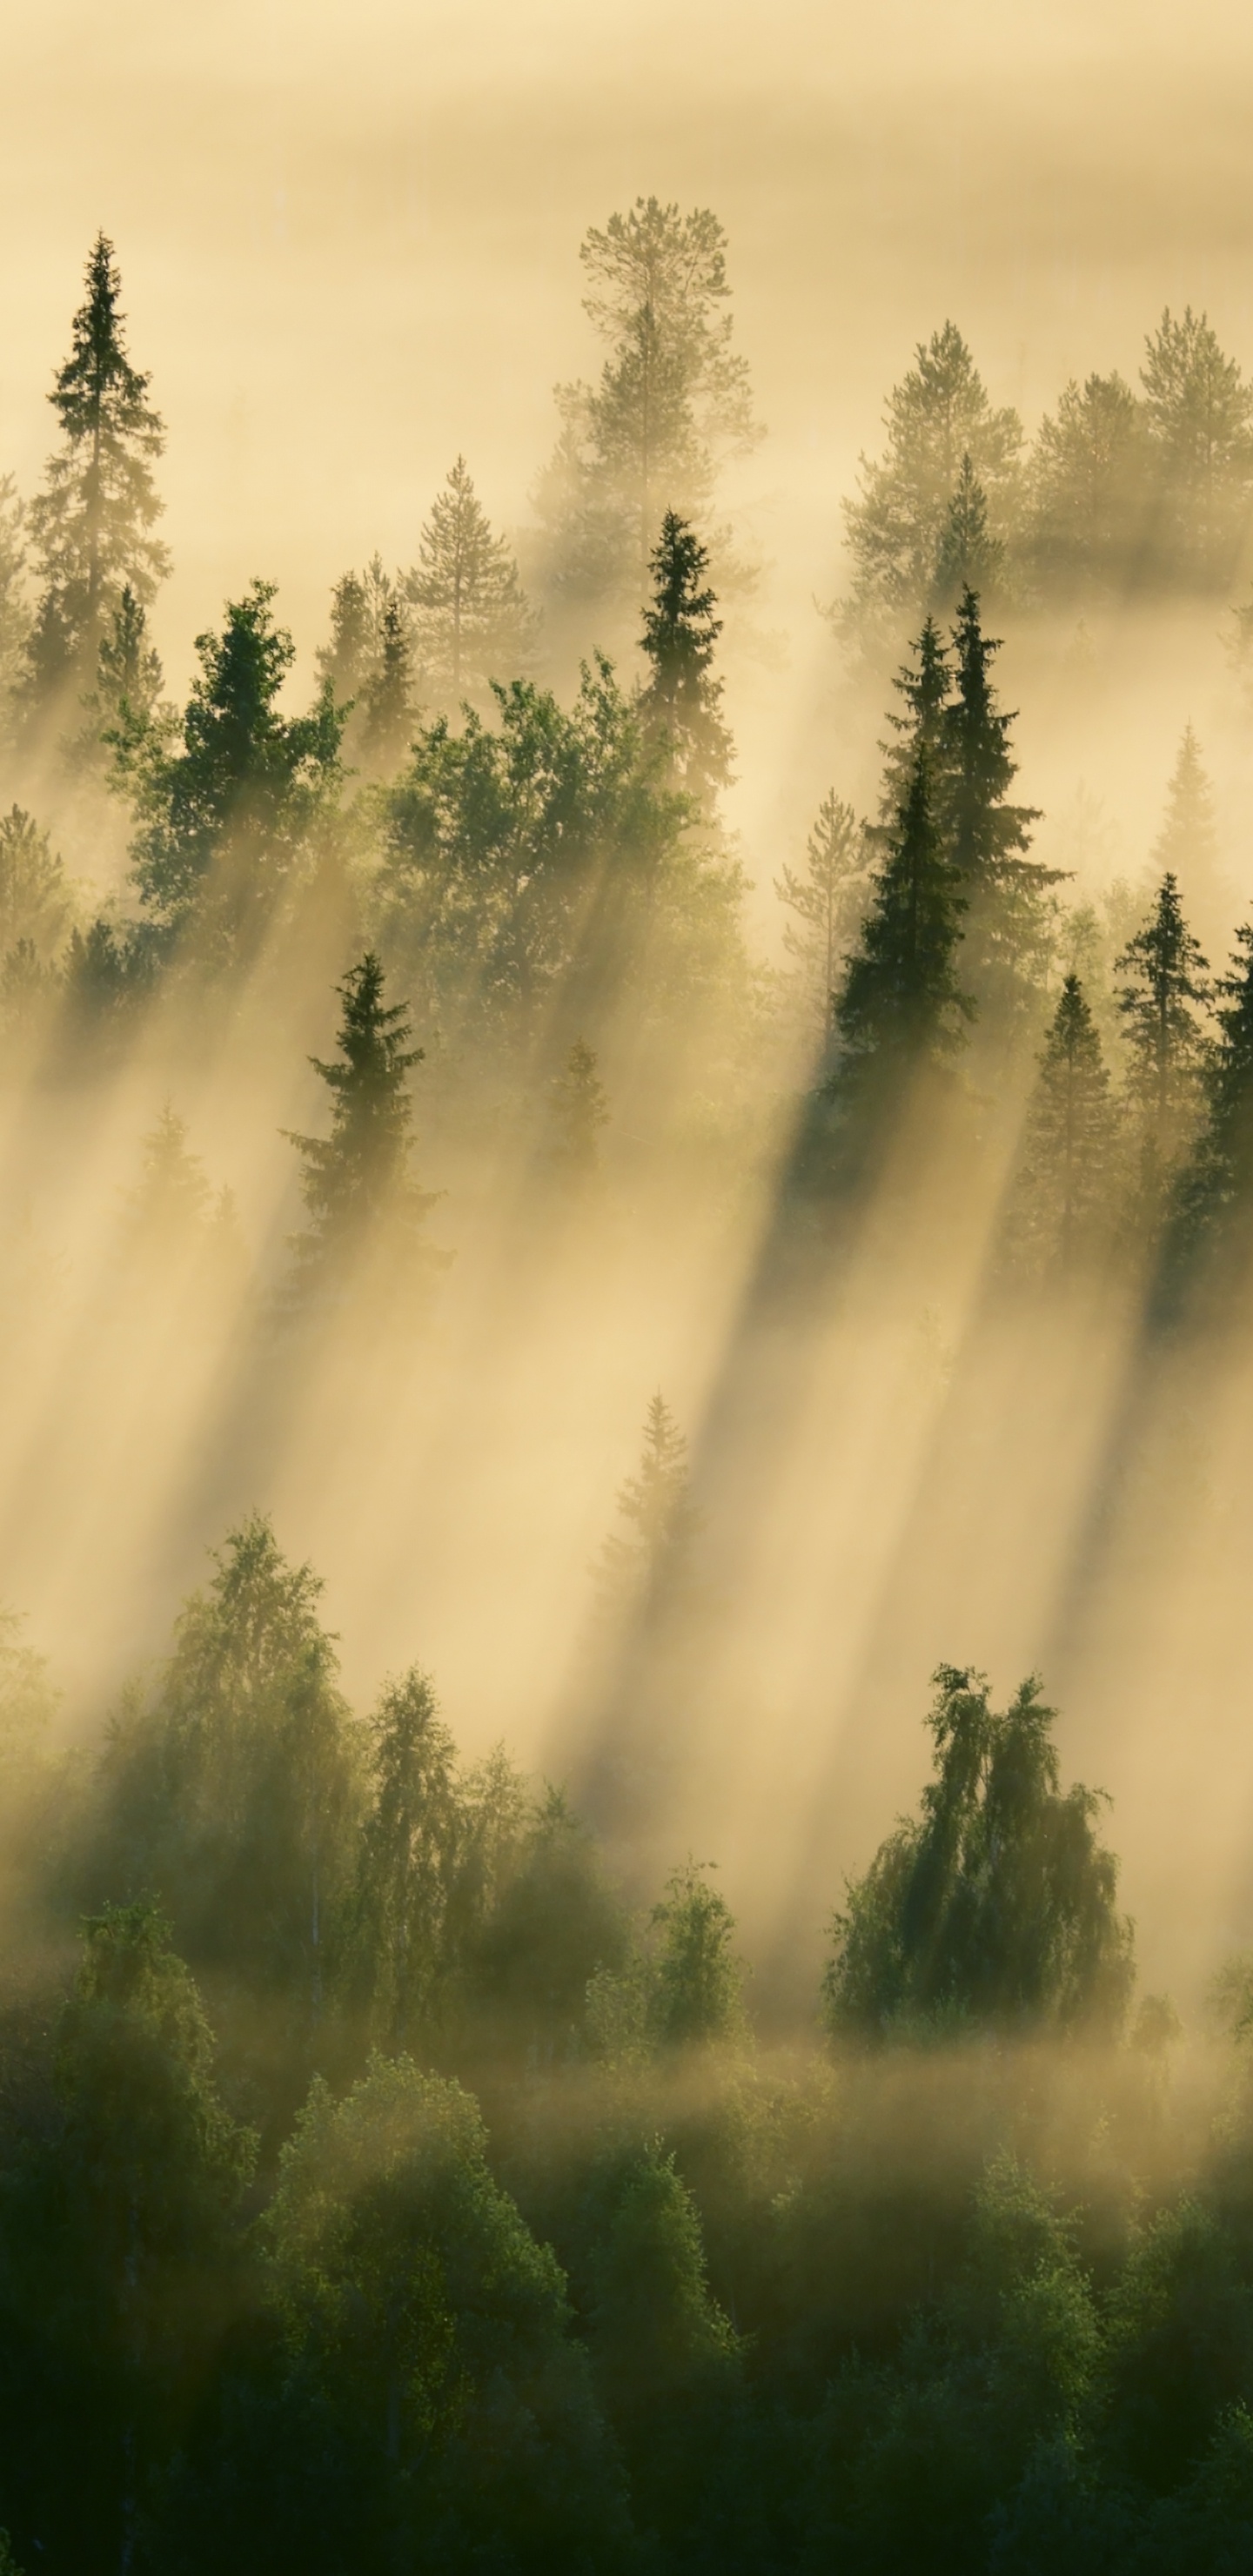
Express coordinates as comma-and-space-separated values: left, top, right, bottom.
534, 197, 760, 630
775, 792, 871, 1047
404, 457, 536, 708
316, 557, 417, 773
874, 614, 953, 823
638, 511, 733, 802
547, 1036, 610, 1188
841, 322, 1022, 627
23, 234, 170, 718
832, 742, 972, 1092
345, 1668, 463, 2048
0, 476, 28, 746
0, 807, 74, 965
359, 592, 417, 772
1168, 922, 1253, 1285
285, 952, 439, 1297
932, 453, 1007, 607
942, 587, 1055, 1036
130, 580, 342, 947
1028, 372, 1146, 597
74, 582, 167, 776
1150, 726, 1228, 954
1141, 306, 1253, 587
1008, 976, 1122, 1278
1116, 871, 1211, 1203
596, 1393, 698, 1611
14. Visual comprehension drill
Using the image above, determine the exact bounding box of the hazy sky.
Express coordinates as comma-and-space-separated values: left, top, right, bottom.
6, 0, 1253, 676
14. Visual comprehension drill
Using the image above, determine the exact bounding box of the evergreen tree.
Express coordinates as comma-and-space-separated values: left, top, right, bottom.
1163, 922, 1253, 1292
1116, 871, 1211, 1205
404, 458, 536, 709
0, 807, 74, 966
931, 453, 1007, 607
595, 1393, 699, 1612
534, 197, 760, 628
874, 614, 953, 822
638, 509, 733, 802
822, 1664, 1135, 2040
285, 952, 439, 1298
1028, 371, 1146, 597
546, 1036, 610, 1189
1141, 306, 1253, 587
1151, 725, 1228, 955
84, 581, 165, 761
831, 741, 972, 1094
942, 587, 1055, 1036
130, 580, 342, 949
841, 322, 1022, 627
0, 476, 29, 746
23, 234, 170, 719
775, 792, 871, 1049
316, 558, 417, 773
345, 1668, 463, 2049
1007, 976, 1122, 1278
359, 592, 417, 773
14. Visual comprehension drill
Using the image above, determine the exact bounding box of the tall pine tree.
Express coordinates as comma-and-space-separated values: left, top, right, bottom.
775, 792, 871, 1050
1150, 725, 1228, 954
23, 235, 170, 721
1008, 975, 1122, 1278
832, 741, 972, 1097
285, 952, 441, 1299
1167, 921, 1253, 1294
1116, 871, 1211, 1215
638, 511, 732, 804
404, 458, 536, 709
942, 587, 1055, 1040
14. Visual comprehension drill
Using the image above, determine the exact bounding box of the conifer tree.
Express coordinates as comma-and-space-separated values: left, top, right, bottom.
316, 557, 417, 773
942, 587, 1055, 1036
75, 582, 167, 775
359, 592, 418, 772
535, 198, 760, 634
596, 1394, 698, 1611
23, 234, 170, 717
775, 792, 871, 1047
1141, 306, 1253, 587
285, 952, 439, 1297
1008, 976, 1121, 1278
832, 743, 972, 1092
345, 1668, 463, 2048
638, 511, 732, 802
1168, 922, 1253, 1285
405, 457, 536, 708
1116, 871, 1211, 1202
0, 807, 74, 965
547, 1036, 610, 1188
874, 614, 953, 823
1150, 725, 1228, 952
130, 580, 342, 947
0, 477, 28, 745
841, 322, 1022, 627
932, 453, 1006, 607
1028, 372, 1146, 597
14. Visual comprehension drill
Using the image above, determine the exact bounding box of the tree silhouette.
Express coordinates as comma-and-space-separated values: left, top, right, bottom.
639, 510, 732, 802
285, 952, 439, 1298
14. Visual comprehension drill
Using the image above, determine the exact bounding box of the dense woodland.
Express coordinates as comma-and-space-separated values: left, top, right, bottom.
0, 210, 1252, 2568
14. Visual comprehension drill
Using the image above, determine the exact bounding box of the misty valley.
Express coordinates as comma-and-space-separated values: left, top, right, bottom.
2, 196, 1253, 2574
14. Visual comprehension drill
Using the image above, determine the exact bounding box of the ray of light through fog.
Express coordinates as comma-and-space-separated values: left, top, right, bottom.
4, 0, 1253, 2007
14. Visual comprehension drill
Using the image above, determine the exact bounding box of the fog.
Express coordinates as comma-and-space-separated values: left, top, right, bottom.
3, 0, 1253, 2024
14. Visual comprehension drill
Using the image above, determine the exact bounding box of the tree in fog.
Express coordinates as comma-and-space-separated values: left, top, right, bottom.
638, 510, 733, 803
404, 457, 536, 709
0, 805, 74, 967
535, 196, 760, 620
345, 1669, 463, 2049
1027, 372, 1146, 597
1150, 725, 1228, 953
875, 613, 953, 816
316, 557, 419, 775
775, 792, 871, 1050
1116, 872, 1211, 1212
648, 1859, 746, 2048
823, 1664, 1135, 2040
1007, 976, 1122, 1278
130, 580, 343, 952
285, 952, 440, 1299
830, 742, 971, 1097
546, 1036, 610, 1189
941, 587, 1055, 1036
1165, 921, 1253, 1293
596, 1393, 699, 1612
464, 1787, 630, 2068
0, 477, 29, 741
1141, 306, 1253, 587
841, 322, 1022, 628
22, 233, 170, 720
931, 453, 1007, 607
86, 1518, 363, 2013
119, 1104, 242, 1285
81, 580, 166, 767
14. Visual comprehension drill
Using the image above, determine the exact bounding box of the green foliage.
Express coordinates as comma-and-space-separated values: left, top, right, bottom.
841, 322, 1022, 627
1116, 871, 1211, 1220
129, 580, 343, 953
1027, 371, 1146, 599
1006, 976, 1122, 1279
941, 587, 1053, 1035
285, 952, 441, 1302
316, 555, 418, 775
932, 453, 1008, 609
776, 791, 871, 1050
648, 1860, 746, 2049
639, 510, 733, 804
404, 456, 537, 709
823, 1664, 1135, 2041
831, 740, 972, 1099
23, 233, 170, 714
0, 807, 75, 969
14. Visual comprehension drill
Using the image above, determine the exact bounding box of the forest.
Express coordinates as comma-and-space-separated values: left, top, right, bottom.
1, 191, 1253, 2572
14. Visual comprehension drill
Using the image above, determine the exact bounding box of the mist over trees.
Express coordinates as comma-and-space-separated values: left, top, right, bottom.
3, 201, 1253, 2573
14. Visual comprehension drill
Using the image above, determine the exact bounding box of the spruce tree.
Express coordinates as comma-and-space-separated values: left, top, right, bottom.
405, 456, 536, 708
932, 453, 1007, 607
1028, 372, 1146, 598
547, 1036, 610, 1189
841, 322, 1022, 627
316, 557, 417, 773
75, 582, 167, 775
285, 952, 439, 1297
832, 742, 972, 1093
0, 477, 28, 747
1150, 725, 1227, 952
596, 1394, 698, 1612
1168, 921, 1253, 1285
1141, 305, 1253, 587
638, 510, 732, 802
345, 1668, 463, 2048
775, 792, 871, 1047
1116, 871, 1211, 1204
1008, 975, 1121, 1278
942, 587, 1055, 1036
23, 234, 170, 718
